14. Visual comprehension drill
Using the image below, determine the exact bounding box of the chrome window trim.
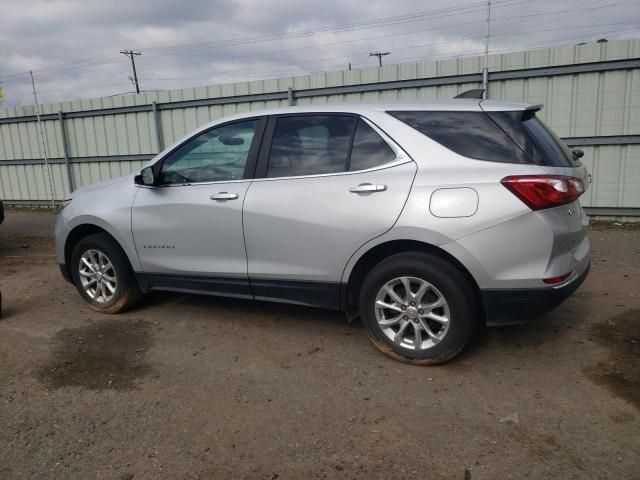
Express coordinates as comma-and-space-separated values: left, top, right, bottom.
136, 157, 415, 187
137, 112, 414, 187
250, 157, 414, 183
135, 178, 252, 189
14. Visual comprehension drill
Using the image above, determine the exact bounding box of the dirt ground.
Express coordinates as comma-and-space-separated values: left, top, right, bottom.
0, 209, 638, 480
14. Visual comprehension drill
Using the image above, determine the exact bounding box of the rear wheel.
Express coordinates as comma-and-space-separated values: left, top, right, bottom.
359, 252, 477, 365
70, 233, 141, 314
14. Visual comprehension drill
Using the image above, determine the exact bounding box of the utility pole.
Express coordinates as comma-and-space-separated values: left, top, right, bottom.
369, 51, 390, 67
482, 0, 492, 99
120, 49, 142, 94
29, 71, 56, 208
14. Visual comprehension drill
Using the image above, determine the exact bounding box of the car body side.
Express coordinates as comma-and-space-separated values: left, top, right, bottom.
55, 100, 591, 325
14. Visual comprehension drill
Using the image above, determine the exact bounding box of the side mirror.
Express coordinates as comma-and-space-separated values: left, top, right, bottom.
134, 166, 156, 186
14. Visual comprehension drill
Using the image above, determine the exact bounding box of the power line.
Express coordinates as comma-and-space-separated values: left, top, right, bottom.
143, 21, 638, 84
8, 21, 638, 100
141, 0, 510, 54
0, 52, 123, 81
1, 0, 638, 105
0, 0, 633, 82
135, 0, 632, 60
14, 27, 638, 104
138, 19, 486, 77
383, 25, 640, 68
112, 0, 630, 78
137, 0, 537, 60
0, 0, 523, 82
241, 25, 640, 81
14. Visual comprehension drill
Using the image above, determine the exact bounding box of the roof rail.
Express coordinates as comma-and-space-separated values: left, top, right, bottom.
454, 89, 485, 99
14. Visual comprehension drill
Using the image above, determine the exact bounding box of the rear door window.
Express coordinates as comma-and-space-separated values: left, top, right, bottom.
348, 120, 396, 171
266, 115, 356, 178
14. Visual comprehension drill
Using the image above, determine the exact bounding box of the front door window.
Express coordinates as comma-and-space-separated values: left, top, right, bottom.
161, 120, 259, 184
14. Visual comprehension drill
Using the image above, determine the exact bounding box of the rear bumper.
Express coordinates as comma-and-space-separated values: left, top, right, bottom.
481, 261, 590, 326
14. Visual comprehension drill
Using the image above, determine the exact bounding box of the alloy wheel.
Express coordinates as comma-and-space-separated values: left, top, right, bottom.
374, 276, 450, 351
78, 249, 117, 304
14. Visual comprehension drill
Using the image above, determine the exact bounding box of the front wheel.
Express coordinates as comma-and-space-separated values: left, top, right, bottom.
359, 252, 478, 365
70, 233, 141, 314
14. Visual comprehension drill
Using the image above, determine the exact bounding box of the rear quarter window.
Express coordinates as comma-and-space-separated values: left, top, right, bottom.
388, 110, 531, 164
389, 109, 578, 168
488, 111, 578, 168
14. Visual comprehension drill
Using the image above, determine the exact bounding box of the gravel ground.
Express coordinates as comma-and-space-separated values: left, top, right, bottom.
0, 209, 638, 480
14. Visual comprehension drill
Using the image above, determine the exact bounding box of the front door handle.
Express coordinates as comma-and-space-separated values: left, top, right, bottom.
349, 183, 387, 194
210, 192, 239, 201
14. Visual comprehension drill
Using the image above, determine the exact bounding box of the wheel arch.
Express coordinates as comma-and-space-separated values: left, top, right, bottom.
63, 223, 135, 284
343, 239, 484, 318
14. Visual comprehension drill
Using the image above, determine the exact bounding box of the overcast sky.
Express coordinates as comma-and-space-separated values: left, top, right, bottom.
1, 0, 639, 107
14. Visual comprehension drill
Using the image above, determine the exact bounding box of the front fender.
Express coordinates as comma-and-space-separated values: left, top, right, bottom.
63, 214, 141, 272
56, 175, 141, 272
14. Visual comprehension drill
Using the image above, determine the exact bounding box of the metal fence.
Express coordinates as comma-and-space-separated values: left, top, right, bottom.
1, 39, 639, 216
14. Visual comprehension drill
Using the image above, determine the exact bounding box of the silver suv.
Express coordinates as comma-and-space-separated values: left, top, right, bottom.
55, 99, 591, 364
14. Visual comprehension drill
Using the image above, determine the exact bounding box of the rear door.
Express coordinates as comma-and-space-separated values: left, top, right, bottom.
242, 114, 417, 309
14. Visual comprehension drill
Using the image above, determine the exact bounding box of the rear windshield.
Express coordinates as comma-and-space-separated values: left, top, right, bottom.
388, 110, 577, 167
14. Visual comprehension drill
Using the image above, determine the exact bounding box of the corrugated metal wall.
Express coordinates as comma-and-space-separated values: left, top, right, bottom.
1, 39, 639, 214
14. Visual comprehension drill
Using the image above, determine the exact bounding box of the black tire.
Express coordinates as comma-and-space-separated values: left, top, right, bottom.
359, 252, 478, 365
70, 232, 141, 314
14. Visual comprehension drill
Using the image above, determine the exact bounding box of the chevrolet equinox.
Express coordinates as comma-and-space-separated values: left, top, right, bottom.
55, 99, 591, 364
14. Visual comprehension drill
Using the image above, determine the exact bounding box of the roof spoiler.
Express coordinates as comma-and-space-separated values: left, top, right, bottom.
454, 88, 485, 99
522, 104, 543, 120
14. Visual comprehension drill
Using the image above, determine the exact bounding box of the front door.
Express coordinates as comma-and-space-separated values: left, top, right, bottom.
132, 117, 266, 296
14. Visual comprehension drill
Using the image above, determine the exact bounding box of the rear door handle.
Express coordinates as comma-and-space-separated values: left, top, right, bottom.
349, 183, 387, 193
210, 192, 239, 201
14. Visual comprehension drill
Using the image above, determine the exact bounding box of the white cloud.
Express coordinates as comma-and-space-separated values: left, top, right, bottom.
1, 0, 638, 106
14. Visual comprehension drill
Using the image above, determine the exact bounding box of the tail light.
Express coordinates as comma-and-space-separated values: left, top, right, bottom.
501, 175, 584, 211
